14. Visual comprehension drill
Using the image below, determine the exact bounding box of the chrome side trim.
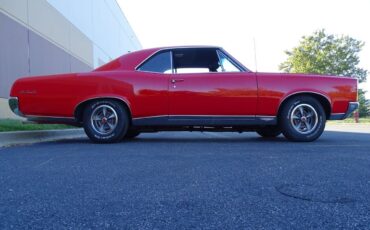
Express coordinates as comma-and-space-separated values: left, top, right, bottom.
170, 115, 256, 118
8, 97, 24, 117
132, 115, 274, 120
170, 50, 174, 74
132, 115, 169, 120
278, 91, 332, 111
132, 115, 277, 126
73, 96, 132, 118
258, 116, 276, 121
133, 70, 165, 74
135, 47, 248, 73
280, 91, 332, 105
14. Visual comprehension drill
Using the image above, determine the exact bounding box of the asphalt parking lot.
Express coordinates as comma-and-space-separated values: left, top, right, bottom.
1, 129, 370, 229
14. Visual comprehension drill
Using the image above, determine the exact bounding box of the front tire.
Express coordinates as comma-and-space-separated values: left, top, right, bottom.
279, 96, 326, 142
83, 100, 129, 143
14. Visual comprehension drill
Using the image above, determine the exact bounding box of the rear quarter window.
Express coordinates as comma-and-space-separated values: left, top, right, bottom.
137, 51, 172, 73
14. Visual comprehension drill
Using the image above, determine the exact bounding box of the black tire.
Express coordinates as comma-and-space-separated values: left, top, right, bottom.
279, 96, 326, 142
124, 129, 141, 139
256, 126, 282, 138
83, 100, 129, 143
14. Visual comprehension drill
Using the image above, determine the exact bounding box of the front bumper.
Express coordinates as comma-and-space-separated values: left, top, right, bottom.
329, 102, 359, 120
8, 97, 24, 117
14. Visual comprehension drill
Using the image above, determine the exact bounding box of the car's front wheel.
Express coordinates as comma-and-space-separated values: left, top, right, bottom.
83, 100, 129, 143
279, 96, 326, 142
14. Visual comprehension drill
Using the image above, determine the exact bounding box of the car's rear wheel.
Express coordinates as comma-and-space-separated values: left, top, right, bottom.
279, 96, 326, 142
83, 100, 128, 143
256, 126, 281, 138
124, 129, 141, 139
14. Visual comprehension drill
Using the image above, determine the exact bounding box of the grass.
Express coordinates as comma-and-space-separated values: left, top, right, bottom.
328, 117, 370, 124
0, 119, 75, 132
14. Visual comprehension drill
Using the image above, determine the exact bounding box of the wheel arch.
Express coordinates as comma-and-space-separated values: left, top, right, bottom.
74, 97, 132, 123
277, 92, 332, 119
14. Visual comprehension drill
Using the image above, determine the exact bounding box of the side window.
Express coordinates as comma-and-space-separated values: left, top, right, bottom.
172, 48, 221, 73
217, 50, 241, 72
137, 51, 172, 73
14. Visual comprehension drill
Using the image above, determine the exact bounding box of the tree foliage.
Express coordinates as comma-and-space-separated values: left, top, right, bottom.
358, 89, 369, 117
279, 29, 367, 83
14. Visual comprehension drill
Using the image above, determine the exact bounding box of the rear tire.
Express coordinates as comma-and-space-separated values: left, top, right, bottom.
279, 96, 326, 142
83, 100, 129, 143
256, 126, 281, 138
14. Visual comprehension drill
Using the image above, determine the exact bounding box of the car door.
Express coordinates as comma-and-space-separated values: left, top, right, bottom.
168, 48, 257, 122
134, 50, 171, 119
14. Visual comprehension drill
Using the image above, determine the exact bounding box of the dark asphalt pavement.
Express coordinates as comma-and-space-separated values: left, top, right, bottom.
1, 130, 370, 229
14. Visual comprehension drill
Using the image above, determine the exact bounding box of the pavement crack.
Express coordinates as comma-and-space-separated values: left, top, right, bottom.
275, 184, 356, 204
34, 158, 54, 169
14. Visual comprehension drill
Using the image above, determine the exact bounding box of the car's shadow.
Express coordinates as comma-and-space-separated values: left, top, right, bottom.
53, 130, 370, 146
55, 136, 287, 145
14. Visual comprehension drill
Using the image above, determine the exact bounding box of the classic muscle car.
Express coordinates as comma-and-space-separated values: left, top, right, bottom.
9, 46, 358, 143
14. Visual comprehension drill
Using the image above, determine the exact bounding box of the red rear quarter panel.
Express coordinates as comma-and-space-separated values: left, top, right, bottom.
73, 71, 168, 118
11, 74, 78, 117
10, 48, 167, 118
10, 71, 168, 118
257, 73, 357, 116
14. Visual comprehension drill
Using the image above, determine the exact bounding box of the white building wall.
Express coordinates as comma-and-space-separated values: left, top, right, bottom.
47, 0, 141, 67
0, 0, 141, 119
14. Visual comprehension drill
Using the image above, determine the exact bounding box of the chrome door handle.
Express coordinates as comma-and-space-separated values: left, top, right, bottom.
171, 79, 184, 84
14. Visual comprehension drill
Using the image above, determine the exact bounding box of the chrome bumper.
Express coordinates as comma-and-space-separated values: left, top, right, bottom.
329, 102, 359, 120
343, 102, 359, 119
8, 97, 24, 117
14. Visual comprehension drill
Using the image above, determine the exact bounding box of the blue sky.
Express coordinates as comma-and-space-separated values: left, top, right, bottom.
117, 0, 370, 98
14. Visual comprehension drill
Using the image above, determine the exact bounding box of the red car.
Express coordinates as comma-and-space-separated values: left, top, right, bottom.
9, 46, 358, 143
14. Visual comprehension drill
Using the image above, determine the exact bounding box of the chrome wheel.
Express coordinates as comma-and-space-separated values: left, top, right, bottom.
90, 105, 118, 135
290, 103, 318, 134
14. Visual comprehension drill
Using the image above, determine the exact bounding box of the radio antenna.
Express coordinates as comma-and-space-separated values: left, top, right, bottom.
253, 37, 258, 72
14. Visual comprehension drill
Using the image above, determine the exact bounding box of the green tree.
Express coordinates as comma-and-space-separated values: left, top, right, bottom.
280, 29, 368, 117
358, 89, 369, 117
279, 29, 367, 83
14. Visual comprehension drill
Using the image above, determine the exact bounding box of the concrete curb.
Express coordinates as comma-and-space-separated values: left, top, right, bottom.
0, 129, 86, 148
325, 123, 370, 134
